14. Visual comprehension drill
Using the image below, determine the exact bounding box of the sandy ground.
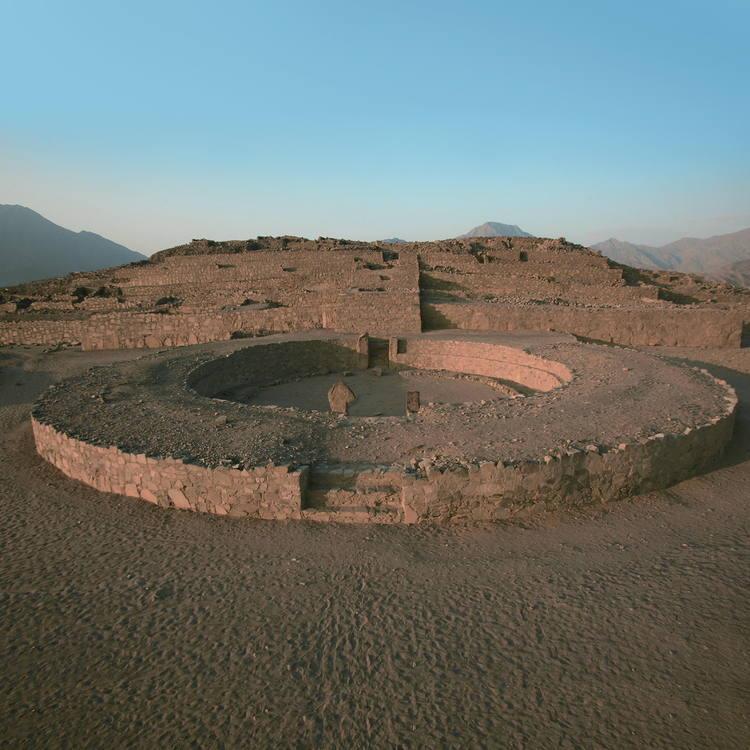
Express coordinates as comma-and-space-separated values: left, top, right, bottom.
0, 344, 749, 748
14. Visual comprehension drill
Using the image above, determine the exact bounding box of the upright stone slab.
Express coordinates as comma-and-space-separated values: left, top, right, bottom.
406, 390, 420, 415
328, 380, 356, 415
356, 333, 369, 368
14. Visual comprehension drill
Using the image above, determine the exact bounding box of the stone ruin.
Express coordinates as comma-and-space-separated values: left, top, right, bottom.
406, 391, 420, 415
328, 380, 356, 415
2, 235, 748, 350
3, 233, 743, 523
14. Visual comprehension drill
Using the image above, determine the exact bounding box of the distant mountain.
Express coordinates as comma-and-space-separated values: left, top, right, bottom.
459, 222, 533, 238
380, 237, 408, 244
590, 238, 669, 270
592, 227, 750, 286
728, 258, 750, 287
0, 204, 146, 287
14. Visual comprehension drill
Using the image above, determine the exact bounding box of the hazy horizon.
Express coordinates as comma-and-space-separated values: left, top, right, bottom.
2, 0, 748, 254
4, 202, 750, 257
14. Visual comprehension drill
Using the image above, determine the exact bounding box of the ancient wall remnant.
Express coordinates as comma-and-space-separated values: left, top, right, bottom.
388, 335, 572, 391
32, 419, 307, 519
31, 333, 738, 523
422, 302, 744, 348
3, 235, 747, 351
187, 337, 367, 398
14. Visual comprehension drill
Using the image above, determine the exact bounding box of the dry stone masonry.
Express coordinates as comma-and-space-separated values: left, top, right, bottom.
30, 331, 737, 523
8, 233, 743, 523
2, 235, 748, 350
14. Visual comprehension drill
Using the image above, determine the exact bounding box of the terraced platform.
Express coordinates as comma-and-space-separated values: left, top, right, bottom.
3, 236, 747, 350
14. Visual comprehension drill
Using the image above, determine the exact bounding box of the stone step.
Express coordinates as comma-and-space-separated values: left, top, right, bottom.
306, 469, 358, 491
301, 506, 402, 524
305, 487, 400, 510
306, 463, 398, 491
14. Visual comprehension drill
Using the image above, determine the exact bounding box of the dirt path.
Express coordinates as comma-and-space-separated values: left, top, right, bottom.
0, 346, 748, 748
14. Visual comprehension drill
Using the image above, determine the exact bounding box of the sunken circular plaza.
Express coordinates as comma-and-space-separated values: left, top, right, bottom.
31, 330, 737, 523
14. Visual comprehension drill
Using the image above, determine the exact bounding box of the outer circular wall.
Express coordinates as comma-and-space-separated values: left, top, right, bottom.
31, 399, 736, 523
30, 333, 738, 523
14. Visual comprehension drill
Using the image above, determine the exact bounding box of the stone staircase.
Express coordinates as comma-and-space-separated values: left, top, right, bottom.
301, 464, 403, 523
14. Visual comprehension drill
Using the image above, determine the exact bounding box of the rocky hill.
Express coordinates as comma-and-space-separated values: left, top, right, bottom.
0, 205, 146, 287
459, 222, 533, 238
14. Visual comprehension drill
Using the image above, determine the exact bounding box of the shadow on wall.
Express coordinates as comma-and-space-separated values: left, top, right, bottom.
419, 302, 454, 331
418, 273, 467, 303
610, 260, 699, 305
188, 339, 366, 399
419, 273, 466, 293
664, 356, 750, 468
656, 288, 700, 305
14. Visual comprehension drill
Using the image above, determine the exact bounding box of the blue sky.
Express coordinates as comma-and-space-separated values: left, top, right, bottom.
2, 0, 749, 253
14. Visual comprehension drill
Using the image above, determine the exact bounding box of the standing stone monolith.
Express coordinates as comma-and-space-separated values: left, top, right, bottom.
328, 380, 356, 415
406, 390, 420, 416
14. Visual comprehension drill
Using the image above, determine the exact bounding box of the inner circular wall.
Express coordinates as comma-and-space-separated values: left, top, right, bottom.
188, 339, 366, 400
187, 335, 573, 407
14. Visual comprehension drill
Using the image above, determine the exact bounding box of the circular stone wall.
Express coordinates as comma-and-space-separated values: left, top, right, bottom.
188, 337, 519, 416
31, 331, 737, 523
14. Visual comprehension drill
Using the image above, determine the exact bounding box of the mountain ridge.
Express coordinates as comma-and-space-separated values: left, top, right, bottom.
0, 205, 146, 286
592, 227, 750, 286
